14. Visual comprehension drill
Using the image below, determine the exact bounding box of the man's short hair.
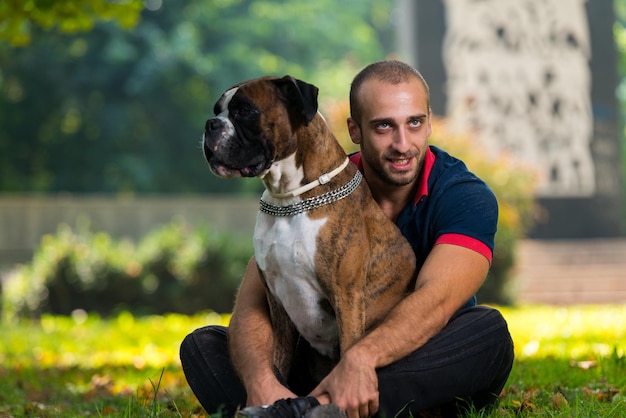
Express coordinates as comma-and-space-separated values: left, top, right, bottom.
349, 60, 430, 125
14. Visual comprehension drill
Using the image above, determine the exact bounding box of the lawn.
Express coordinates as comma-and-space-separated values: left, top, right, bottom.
0, 305, 624, 417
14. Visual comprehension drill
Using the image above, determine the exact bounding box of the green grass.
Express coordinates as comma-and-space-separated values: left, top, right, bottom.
0, 311, 229, 417
0, 305, 624, 417
492, 305, 626, 417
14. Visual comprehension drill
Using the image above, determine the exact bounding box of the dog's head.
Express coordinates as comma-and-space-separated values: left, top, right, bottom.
203, 75, 319, 178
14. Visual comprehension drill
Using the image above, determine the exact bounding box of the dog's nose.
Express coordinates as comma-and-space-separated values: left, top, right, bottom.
205, 118, 224, 132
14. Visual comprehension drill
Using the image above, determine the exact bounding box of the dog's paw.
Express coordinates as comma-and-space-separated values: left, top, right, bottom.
236, 397, 320, 418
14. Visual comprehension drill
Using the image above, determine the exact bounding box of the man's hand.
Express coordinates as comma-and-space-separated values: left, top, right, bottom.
310, 347, 379, 418
245, 376, 298, 407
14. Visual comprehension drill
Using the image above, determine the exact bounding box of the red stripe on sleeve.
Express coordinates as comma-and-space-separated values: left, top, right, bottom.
435, 233, 493, 263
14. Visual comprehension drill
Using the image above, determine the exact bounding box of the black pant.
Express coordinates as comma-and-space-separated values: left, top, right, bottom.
180, 306, 514, 417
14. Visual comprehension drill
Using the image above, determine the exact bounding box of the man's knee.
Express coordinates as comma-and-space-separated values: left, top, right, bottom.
180, 325, 229, 368
180, 325, 243, 415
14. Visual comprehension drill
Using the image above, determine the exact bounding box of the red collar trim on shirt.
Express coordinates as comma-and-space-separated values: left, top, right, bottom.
349, 147, 436, 206
415, 147, 435, 204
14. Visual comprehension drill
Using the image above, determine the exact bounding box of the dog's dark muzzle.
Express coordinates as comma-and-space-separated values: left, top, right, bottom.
202, 117, 224, 166
205, 117, 224, 135
202, 117, 270, 178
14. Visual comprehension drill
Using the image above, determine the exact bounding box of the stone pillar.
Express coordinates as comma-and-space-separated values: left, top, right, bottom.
406, 0, 623, 238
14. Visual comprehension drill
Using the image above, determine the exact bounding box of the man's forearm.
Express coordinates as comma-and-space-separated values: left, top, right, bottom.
229, 258, 277, 390
349, 244, 489, 369
228, 258, 299, 406
229, 300, 276, 387
349, 282, 449, 370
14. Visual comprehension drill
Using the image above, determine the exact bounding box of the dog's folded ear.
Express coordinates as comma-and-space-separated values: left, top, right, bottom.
272, 75, 319, 127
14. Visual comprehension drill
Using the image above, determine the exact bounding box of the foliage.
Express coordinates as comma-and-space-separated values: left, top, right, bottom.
0, 306, 625, 417
2, 220, 252, 321
0, 0, 393, 194
0, 0, 143, 46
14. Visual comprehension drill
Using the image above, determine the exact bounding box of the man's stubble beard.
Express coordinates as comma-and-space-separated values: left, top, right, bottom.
362, 146, 424, 188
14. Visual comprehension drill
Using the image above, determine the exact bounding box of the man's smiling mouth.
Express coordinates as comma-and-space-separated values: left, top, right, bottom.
392, 158, 410, 165
389, 157, 413, 169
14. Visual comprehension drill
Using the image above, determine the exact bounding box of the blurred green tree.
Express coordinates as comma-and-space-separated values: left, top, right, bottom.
0, 0, 143, 46
0, 0, 393, 193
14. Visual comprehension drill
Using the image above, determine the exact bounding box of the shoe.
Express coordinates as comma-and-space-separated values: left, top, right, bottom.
237, 396, 321, 418
304, 404, 346, 418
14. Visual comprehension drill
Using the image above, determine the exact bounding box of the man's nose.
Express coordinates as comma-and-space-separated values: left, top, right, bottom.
392, 127, 411, 153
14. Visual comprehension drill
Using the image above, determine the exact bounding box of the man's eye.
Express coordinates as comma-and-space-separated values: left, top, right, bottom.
376, 122, 390, 130
410, 119, 422, 127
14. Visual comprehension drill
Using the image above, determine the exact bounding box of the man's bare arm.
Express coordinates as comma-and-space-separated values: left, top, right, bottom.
356, 244, 489, 365
229, 257, 297, 406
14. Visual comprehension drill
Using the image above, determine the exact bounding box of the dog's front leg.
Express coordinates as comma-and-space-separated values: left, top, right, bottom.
333, 278, 367, 355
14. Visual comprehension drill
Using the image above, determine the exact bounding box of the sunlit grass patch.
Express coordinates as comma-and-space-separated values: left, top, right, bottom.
489, 305, 626, 418
0, 306, 624, 417
500, 304, 626, 360
1, 310, 230, 369
0, 310, 229, 417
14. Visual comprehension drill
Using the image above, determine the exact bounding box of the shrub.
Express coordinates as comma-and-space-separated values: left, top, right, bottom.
135, 221, 251, 315
2, 220, 252, 321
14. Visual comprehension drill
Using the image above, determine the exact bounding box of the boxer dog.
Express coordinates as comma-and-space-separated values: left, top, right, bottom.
203, 75, 417, 393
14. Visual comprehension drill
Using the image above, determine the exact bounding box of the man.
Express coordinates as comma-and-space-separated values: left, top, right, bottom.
180, 60, 514, 418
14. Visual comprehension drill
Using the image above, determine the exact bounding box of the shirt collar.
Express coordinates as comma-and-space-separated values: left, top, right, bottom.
414, 146, 435, 204
348, 146, 436, 206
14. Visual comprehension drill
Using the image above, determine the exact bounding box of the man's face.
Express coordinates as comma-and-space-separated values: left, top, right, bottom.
348, 78, 432, 187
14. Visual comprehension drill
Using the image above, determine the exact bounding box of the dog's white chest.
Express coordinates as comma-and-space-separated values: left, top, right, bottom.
254, 208, 338, 358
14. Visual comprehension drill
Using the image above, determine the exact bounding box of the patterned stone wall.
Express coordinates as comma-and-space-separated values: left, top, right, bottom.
443, 0, 594, 197
407, 0, 622, 238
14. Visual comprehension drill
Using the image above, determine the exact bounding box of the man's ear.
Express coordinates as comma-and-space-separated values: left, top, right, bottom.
347, 117, 362, 145
272, 76, 319, 126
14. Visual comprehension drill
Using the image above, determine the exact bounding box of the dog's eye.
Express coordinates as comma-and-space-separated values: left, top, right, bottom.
229, 97, 257, 119
233, 105, 256, 119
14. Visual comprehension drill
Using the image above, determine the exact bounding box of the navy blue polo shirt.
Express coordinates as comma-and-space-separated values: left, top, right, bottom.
350, 146, 498, 307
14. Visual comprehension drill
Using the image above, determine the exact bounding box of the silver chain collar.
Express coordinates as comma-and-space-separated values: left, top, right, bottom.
259, 170, 363, 217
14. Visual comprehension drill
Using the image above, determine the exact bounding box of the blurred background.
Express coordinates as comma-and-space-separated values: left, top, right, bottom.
0, 0, 624, 319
